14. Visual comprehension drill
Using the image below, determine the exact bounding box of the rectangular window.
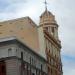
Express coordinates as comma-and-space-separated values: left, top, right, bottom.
21, 52, 23, 60
8, 48, 12, 56
52, 27, 54, 33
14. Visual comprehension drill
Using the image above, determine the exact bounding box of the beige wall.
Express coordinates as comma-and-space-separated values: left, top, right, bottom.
0, 17, 40, 54
38, 26, 46, 59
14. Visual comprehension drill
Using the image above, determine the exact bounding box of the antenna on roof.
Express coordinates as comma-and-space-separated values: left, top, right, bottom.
44, 0, 48, 10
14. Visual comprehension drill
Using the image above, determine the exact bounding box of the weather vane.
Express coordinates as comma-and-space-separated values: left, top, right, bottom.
44, 0, 48, 10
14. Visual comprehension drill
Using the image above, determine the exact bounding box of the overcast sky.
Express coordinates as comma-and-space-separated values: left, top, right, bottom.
0, 0, 75, 75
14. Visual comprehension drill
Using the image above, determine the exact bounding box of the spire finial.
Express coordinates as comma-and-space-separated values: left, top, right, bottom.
44, 0, 48, 10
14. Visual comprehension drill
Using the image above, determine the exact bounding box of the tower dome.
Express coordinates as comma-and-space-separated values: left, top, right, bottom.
40, 8, 57, 26
39, 8, 59, 39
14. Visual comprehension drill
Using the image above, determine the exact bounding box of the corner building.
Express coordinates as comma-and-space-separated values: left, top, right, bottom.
0, 8, 63, 75
38, 8, 63, 75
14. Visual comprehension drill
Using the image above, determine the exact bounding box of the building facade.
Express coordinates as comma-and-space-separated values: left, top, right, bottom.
38, 8, 63, 75
0, 6, 62, 75
0, 37, 47, 75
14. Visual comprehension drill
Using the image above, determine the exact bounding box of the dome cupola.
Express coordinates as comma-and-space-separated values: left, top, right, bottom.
40, 8, 57, 26
39, 8, 59, 39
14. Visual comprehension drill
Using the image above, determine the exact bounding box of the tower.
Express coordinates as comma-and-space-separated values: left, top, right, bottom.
40, 4, 58, 40
38, 0, 63, 75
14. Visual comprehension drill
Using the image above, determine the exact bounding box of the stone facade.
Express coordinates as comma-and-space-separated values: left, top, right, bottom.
38, 9, 63, 75
0, 39, 47, 75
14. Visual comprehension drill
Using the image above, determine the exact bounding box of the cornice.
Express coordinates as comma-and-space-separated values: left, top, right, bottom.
44, 30, 61, 48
